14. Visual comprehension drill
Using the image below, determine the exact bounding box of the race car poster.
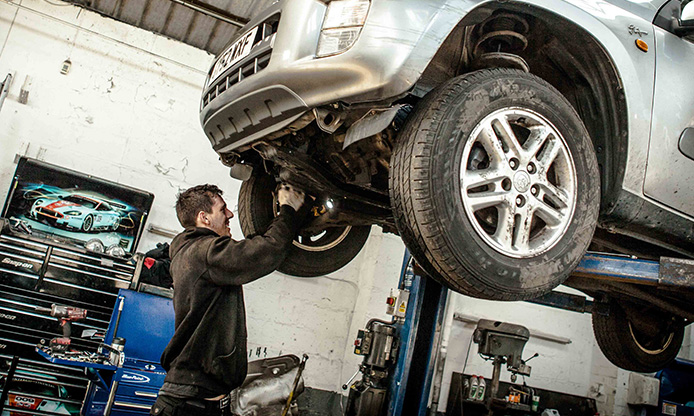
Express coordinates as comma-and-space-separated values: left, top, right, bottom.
2, 157, 154, 254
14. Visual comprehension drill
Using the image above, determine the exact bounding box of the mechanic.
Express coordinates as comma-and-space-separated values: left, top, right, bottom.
150, 183, 305, 416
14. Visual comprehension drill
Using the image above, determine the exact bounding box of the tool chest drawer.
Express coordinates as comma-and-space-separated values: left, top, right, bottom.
0, 226, 143, 416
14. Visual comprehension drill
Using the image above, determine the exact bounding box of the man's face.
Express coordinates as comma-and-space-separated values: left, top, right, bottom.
204, 194, 234, 237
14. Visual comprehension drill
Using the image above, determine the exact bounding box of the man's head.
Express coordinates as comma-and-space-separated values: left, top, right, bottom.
176, 184, 234, 237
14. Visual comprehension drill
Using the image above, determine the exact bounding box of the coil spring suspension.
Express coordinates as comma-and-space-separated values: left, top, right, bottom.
471, 13, 530, 71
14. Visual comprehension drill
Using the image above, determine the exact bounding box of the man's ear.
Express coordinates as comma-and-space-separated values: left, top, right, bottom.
195, 210, 209, 227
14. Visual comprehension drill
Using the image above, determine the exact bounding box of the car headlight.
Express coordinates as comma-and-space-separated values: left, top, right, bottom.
85, 239, 105, 253
316, 0, 370, 57
106, 244, 126, 258
64, 211, 82, 216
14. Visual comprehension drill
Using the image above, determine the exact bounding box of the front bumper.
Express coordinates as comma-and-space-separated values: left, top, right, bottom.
56, 216, 84, 229
200, 0, 458, 154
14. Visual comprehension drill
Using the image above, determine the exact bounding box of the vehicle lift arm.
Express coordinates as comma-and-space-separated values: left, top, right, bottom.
532, 253, 694, 322
358, 251, 694, 416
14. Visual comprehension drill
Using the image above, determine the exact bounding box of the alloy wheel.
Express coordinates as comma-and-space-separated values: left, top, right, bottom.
460, 107, 577, 258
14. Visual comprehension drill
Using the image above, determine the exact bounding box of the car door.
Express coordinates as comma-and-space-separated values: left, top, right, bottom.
644, 0, 694, 217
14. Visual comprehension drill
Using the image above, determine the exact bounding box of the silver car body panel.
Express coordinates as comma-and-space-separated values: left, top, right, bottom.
200, 0, 692, 220
644, 27, 694, 217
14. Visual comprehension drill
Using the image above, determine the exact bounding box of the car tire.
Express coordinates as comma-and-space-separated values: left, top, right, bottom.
238, 173, 371, 277
592, 298, 684, 372
390, 68, 599, 300
82, 215, 94, 232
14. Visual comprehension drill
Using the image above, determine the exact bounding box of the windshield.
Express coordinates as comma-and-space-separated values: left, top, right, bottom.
63, 195, 97, 209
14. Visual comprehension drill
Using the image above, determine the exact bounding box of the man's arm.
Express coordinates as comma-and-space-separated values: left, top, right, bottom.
206, 184, 304, 285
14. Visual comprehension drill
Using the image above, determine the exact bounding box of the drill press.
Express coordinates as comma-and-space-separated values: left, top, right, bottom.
473, 319, 535, 415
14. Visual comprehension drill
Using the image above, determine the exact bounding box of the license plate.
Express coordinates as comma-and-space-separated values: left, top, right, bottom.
208, 26, 259, 87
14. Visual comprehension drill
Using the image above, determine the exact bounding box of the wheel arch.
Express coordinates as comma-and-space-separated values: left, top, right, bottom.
414, 1, 631, 214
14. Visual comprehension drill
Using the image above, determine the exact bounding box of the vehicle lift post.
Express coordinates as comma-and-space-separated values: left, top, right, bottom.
354, 250, 694, 416
386, 252, 448, 416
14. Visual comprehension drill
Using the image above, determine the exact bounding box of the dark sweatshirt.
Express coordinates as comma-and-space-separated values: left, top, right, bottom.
159, 205, 297, 397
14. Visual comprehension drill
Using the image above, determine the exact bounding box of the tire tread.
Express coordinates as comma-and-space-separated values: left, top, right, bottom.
592, 300, 684, 372
390, 68, 599, 300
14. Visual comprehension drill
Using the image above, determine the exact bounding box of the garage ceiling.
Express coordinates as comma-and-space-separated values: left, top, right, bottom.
64, 0, 275, 55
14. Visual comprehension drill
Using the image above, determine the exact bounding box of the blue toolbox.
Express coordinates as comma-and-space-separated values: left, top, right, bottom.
36, 288, 174, 415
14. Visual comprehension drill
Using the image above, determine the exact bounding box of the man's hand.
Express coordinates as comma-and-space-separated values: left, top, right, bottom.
278, 184, 304, 212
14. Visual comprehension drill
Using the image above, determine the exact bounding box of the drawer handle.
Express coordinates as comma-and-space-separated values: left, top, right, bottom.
114, 401, 153, 410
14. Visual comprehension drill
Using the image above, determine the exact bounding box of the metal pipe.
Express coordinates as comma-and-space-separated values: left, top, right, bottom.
147, 224, 180, 239
170, 0, 248, 28
428, 348, 447, 415
487, 358, 503, 416
606, 227, 694, 259
428, 294, 455, 415
342, 368, 360, 390
453, 313, 572, 345
366, 317, 396, 330
605, 281, 694, 322
111, 296, 125, 339
129, 253, 144, 291
0, 356, 19, 414
281, 354, 308, 416
104, 380, 119, 415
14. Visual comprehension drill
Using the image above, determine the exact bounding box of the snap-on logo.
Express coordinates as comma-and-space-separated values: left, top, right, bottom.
0, 313, 17, 320
1, 258, 34, 270
122, 372, 150, 383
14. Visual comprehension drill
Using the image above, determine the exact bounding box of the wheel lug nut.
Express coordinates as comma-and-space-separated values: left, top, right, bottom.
509, 158, 519, 170
516, 196, 525, 207
527, 163, 536, 173
531, 186, 538, 195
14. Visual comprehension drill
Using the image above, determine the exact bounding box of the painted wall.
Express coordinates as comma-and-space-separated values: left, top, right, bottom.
0, 1, 689, 414
0, 0, 405, 395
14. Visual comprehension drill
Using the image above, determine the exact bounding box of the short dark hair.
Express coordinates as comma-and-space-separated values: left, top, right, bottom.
175, 184, 223, 228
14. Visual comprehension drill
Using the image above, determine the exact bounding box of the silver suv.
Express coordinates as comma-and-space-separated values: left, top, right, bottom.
200, 0, 694, 371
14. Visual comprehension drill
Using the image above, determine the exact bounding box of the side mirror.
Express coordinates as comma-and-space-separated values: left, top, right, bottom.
676, 1, 694, 35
